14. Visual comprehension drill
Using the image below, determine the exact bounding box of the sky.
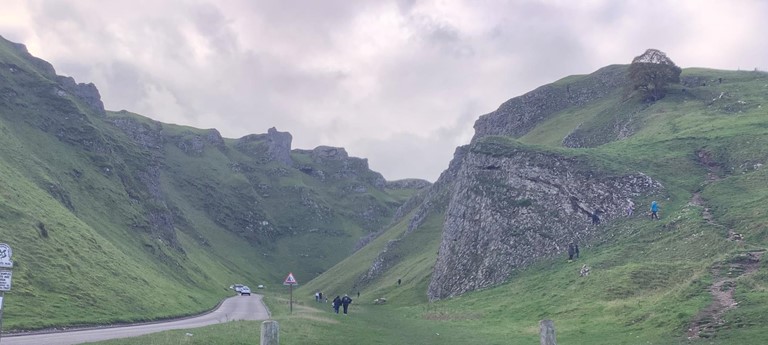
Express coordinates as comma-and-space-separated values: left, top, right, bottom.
1, 0, 767, 181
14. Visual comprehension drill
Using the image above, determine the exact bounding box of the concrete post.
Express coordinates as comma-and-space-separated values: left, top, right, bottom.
539, 319, 556, 345
261, 320, 279, 345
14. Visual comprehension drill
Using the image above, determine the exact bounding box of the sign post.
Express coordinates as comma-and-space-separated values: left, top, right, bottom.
283, 272, 298, 314
0, 243, 13, 344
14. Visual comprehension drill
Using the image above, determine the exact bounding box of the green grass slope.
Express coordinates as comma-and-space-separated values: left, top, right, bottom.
0, 35, 419, 331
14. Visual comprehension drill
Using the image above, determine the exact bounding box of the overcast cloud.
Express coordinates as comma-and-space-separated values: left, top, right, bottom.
2, 0, 766, 181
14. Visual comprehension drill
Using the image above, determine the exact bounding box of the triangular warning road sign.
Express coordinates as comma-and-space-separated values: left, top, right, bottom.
283, 272, 298, 286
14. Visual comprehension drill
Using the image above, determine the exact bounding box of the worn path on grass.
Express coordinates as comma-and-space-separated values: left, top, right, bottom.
2, 295, 270, 345
685, 156, 765, 339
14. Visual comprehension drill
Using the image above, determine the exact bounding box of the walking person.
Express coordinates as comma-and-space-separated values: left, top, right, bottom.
567, 242, 575, 261
341, 294, 353, 315
318, 291, 323, 302
650, 201, 660, 220
315, 292, 319, 302
332, 295, 341, 314
574, 243, 580, 259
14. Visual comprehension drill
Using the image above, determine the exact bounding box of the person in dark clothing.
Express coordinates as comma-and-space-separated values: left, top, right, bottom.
591, 212, 600, 225
567, 242, 575, 261
357, 291, 360, 298
397, 278, 401, 286
341, 294, 353, 315
318, 291, 323, 302
574, 243, 580, 259
332, 296, 341, 314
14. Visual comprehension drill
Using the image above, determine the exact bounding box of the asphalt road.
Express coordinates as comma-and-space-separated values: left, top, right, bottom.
2, 294, 270, 345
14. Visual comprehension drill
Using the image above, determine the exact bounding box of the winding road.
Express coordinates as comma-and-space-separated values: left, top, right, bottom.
2, 294, 270, 345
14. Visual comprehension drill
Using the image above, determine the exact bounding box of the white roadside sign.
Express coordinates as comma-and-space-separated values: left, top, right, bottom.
0, 243, 12, 269
0, 270, 11, 291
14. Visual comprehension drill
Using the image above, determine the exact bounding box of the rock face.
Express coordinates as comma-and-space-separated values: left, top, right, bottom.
308, 146, 387, 190
235, 127, 293, 165
472, 65, 627, 141
56, 76, 106, 116
110, 116, 165, 149
266, 127, 293, 166
311, 146, 349, 161
426, 139, 662, 300
175, 129, 225, 156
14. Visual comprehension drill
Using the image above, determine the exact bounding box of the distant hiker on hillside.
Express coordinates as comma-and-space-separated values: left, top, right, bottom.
591, 211, 601, 225
332, 295, 341, 314
341, 294, 353, 315
315, 292, 320, 302
626, 199, 634, 216
575, 243, 580, 259
318, 291, 323, 302
357, 291, 360, 298
397, 278, 401, 286
650, 201, 660, 220
567, 242, 576, 261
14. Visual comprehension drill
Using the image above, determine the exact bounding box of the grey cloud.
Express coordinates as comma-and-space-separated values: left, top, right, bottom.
5, 0, 768, 180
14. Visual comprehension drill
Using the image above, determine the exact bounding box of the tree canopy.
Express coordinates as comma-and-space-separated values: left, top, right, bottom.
628, 49, 682, 101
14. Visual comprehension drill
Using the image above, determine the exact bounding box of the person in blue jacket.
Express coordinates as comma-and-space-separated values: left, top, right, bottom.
650, 201, 660, 220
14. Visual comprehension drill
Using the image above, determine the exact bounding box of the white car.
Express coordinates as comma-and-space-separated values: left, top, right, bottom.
233, 284, 245, 293
240, 287, 251, 296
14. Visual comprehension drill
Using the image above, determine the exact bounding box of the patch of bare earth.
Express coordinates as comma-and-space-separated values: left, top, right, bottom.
686, 251, 763, 340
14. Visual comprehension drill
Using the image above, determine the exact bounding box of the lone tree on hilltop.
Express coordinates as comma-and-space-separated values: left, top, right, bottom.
628, 49, 682, 101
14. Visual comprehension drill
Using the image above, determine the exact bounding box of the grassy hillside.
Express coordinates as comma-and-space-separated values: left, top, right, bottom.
277, 67, 768, 344
0, 36, 420, 330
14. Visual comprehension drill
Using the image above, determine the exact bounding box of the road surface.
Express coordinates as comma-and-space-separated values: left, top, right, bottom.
2, 294, 269, 345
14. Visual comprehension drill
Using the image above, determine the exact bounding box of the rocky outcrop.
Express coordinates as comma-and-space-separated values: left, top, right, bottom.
311, 146, 349, 161
205, 129, 226, 149
308, 146, 386, 190
265, 127, 292, 165
110, 116, 165, 150
235, 127, 293, 165
427, 138, 663, 300
175, 128, 226, 156
177, 135, 205, 156
472, 65, 627, 141
56, 76, 106, 116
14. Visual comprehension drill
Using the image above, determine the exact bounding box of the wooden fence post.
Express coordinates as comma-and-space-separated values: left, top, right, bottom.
261, 320, 279, 345
539, 319, 556, 345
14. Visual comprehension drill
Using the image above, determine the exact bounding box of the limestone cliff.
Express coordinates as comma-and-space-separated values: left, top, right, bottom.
426, 138, 662, 300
